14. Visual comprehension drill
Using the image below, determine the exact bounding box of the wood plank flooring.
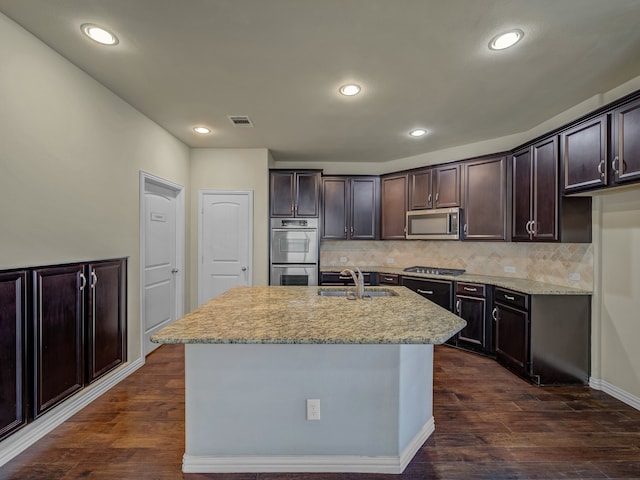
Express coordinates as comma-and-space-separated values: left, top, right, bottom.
2, 344, 640, 479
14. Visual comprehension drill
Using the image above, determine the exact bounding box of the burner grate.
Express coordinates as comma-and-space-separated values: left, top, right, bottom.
403, 266, 466, 276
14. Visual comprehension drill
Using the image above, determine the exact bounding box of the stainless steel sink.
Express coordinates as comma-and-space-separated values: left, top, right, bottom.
317, 288, 398, 298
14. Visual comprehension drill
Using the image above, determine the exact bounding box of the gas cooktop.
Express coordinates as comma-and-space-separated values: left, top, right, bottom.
403, 266, 466, 276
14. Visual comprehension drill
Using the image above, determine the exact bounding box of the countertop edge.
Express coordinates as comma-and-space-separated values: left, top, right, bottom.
321, 266, 592, 295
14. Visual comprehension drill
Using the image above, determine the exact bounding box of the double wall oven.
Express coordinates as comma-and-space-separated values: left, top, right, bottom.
270, 218, 319, 286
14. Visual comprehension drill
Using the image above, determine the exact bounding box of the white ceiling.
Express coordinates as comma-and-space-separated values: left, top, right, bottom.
1, 0, 640, 163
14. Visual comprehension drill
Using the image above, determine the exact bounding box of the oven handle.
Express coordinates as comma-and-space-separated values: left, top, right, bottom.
271, 228, 318, 233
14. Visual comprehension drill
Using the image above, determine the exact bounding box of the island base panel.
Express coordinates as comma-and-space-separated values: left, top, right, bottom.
184, 343, 434, 474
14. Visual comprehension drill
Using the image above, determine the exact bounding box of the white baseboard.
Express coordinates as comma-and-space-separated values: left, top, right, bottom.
182, 417, 434, 474
590, 377, 640, 411
0, 358, 145, 468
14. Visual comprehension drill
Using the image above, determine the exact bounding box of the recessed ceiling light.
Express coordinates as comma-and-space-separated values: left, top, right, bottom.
81, 23, 119, 46
193, 126, 211, 134
409, 128, 428, 137
489, 29, 523, 50
339, 84, 361, 96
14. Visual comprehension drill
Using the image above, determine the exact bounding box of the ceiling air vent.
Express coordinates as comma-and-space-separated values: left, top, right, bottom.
228, 115, 254, 127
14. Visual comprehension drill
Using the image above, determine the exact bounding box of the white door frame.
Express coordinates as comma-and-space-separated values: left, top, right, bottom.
139, 171, 185, 357
198, 189, 253, 306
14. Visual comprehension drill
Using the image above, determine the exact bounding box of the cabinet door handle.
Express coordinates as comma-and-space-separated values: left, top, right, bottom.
526, 220, 536, 235
91, 271, 98, 288
79, 272, 87, 291
427, 193, 432, 206
417, 289, 434, 295
456, 299, 461, 313
464, 223, 468, 235
383, 276, 394, 281
435, 192, 439, 205
504, 294, 515, 301
491, 307, 498, 321
463, 286, 477, 292
350, 226, 354, 235
612, 156, 620, 174
598, 159, 605, 179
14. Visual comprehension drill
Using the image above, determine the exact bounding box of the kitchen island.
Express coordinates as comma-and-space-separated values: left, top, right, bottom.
151, 285, 465, 474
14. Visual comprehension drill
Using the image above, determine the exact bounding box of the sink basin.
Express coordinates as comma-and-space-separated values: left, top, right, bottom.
317, 288, 398, 298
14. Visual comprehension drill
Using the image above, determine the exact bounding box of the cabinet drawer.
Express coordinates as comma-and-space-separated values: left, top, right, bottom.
378, 274, 399, 285
494, 287, 528, 310
455, 282, 485, 297
401, 276, 453, 311
320, 271, 372, 286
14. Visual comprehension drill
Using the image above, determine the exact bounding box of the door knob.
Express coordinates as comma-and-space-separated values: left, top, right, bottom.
241, 267, 247, 272
171, 268, 179, 274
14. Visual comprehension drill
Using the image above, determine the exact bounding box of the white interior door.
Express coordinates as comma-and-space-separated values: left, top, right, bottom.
141, 173, 184, 355
199, 190, 253, 306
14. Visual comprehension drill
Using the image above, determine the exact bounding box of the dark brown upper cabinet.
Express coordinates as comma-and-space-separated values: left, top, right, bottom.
512, 137, 559, 241
611, 97, 640, 185
380, 173, 408, 240
408, 164, 460, 210
321, 176, 379, 240
462, 155, 508, 241
561, 114, 608, 193
435, 164, 461, 208
0, 270, 27, 441
513, 136, 591, 243
408, 168, 433, 210
270, 170, 321, 217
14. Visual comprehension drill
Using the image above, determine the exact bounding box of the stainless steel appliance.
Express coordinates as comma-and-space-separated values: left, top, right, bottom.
403, 265, 465, 276
270, 218, 318, 264
405, 207, 461, 240
270, 264, 318, 286
270, 218, 319, 285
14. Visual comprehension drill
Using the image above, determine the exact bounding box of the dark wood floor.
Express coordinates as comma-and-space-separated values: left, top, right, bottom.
2, 344, 640, 479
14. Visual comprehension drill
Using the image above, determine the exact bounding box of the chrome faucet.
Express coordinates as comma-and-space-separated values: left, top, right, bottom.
340, 267, 365, 299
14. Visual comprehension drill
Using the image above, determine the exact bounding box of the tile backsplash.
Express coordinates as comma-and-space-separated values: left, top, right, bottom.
320, 240, 593, 290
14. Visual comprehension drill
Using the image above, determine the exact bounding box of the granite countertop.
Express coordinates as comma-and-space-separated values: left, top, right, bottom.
151, 285, 466, 345
321, 266, 592, 295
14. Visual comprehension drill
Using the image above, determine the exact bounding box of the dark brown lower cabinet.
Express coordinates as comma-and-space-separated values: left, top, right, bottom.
493, 287, 590, 385
493, 289, 529, 376
0, 271, 27, 441
0, 258, 127, 439
401, 276, 455, 345
87, 259, 127, 384
32, 264, 86, 418
454, 282, 493, 355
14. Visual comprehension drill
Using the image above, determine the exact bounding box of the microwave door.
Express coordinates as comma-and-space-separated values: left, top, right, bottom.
410, 215, 447, 236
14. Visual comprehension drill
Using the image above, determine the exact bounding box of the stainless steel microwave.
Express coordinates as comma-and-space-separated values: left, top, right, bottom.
406, 207, 461, 240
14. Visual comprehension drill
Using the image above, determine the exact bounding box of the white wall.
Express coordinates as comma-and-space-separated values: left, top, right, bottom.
189, 148, 270, 310
273, 74, 640, 176
592, 188, 640, 401
0, 13, 190, 362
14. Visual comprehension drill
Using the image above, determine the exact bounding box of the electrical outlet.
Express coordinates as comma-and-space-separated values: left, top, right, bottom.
504, 266, 516, 273
569, 273, 581, 281
339, 257, 348, 263
306, 399, 320, 420
386, 258, 395, 264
